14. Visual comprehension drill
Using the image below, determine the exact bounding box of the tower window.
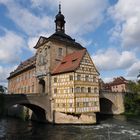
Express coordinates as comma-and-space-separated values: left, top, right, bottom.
58, 48, 63, 56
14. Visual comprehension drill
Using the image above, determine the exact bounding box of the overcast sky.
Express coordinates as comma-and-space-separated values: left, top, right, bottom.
0, 0, 140, 86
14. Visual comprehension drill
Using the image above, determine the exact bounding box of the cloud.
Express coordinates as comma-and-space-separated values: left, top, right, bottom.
0, 65, 17, 86
0, 0, 109, 45
0, 0, 54, 36
108, 0, 140, 49
30, 0, 109, 36
0, 29, 25, 63
92, 48, 137, 71
126, 61, 140, 77
27, 37, 39, 53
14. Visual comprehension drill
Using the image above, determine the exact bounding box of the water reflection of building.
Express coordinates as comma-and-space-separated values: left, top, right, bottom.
7, 4, 100, 123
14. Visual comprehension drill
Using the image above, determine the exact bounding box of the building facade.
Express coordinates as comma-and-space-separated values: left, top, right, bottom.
100, 77, 128, 93
7, 5, 100, 123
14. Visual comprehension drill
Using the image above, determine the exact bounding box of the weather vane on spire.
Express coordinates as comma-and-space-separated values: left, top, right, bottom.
59, 1, 61, 13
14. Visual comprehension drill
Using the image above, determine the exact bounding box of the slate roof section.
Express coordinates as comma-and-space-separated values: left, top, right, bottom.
52, 49, 86, 75
34, 32, 85, 49
7, 56, 36, 79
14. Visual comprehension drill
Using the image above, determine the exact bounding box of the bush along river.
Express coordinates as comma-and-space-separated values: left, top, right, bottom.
0, 114, 140, 140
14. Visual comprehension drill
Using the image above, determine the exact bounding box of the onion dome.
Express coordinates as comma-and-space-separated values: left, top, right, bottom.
55, 4, 65, 33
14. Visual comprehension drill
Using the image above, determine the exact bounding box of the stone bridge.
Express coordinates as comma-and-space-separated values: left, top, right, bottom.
2, 94, 53, 123
1, 92, 125, 123
99, 91, 125, 114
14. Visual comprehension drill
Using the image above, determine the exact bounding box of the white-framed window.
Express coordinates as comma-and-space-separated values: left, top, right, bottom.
81, 87, 85, 93
77, 74, 81, 81
85, 75, 89, 81
75, 87, 81, 93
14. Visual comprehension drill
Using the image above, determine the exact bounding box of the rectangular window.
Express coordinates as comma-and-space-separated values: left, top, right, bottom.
58, 48, 63, 56
77, 75, 81, 81
94, 102, 98, 106
77, 102, 80, 107
54, 88, 57, 94
75, 87, 80, 93
93, 77, 96, 82
81, 87, 85, 93
88, 87, 91, 93
69, 75, 73, 81
54, 77, 57, 83
70, 88, 73, 93
32, 85, 34, 93
85, 75, 89, 81
70, 103, 73, 107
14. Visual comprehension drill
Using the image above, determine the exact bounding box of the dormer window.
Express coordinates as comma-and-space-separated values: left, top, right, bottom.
72, 58, 77, 63
61, 61, 66, 64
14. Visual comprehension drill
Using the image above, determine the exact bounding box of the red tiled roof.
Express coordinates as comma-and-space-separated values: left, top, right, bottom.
52, 49, 86, 75
111, 77, 128, 85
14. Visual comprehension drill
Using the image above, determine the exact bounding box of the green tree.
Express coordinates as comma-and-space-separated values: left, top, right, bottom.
124, 81, 140, 116
0, 85, 4, 93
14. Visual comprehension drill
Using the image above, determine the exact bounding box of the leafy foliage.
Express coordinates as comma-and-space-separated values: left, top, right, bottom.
124, 81, 140, 116
0, 85, 5, 93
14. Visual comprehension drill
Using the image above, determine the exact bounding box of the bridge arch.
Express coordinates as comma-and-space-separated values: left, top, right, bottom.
99, 98, 118, 114
5, 100, 47, 122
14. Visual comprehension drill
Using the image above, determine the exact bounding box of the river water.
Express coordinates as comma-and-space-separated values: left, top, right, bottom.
0, 115, 140, 140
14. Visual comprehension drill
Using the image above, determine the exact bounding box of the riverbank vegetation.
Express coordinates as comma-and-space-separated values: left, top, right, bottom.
124, 80, 140, 116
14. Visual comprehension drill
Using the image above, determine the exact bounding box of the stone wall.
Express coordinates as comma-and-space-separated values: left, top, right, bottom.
54, 111, 96, 124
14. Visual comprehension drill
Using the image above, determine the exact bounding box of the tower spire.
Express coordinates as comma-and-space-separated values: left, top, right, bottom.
55, 3, 65, 33
59, 2, 61, 13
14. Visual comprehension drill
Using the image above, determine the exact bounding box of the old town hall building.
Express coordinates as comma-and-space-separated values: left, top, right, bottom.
7, 5, 100, 123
